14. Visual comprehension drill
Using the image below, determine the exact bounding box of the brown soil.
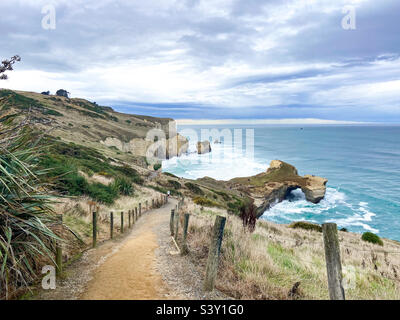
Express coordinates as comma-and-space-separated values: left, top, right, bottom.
35, 197, 228, 300
80, 200, 182, 300
36, 199, 181, 300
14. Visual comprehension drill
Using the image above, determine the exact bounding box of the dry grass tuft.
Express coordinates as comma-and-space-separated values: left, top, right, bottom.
182, 200, 400, 300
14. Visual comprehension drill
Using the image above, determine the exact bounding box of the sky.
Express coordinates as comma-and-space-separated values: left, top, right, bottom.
1, 0, 400, 123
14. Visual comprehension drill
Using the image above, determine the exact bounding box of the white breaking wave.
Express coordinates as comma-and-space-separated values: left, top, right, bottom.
261, 188, 378, 233
162, 141, 266, 180
327, 202, 378, 233
163, 141, 379, 234
263, 188, 347, 217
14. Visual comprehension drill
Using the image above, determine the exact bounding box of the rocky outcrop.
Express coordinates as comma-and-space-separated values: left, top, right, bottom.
302, 175, 328, 204
229, 160, 327, 217
197, 141, 211, 154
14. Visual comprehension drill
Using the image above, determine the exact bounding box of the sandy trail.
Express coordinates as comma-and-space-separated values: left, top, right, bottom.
80, 199, 180, 300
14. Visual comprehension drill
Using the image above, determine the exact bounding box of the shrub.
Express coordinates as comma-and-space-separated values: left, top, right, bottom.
113, 177, 134, 196
87, 183, 118, 204
362, 232, 383, 246
212, 189, 231, 201
227, 199, 245, 215
193, 196, 220, 207
153, 163, 162, 171
168, 179, 181, 190
185, 182, 204, 195
114, 165, 143, 185
289, 221, 322, 233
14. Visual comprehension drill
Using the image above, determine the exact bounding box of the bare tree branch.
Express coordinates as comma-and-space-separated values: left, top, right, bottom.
0, 55, 21, 80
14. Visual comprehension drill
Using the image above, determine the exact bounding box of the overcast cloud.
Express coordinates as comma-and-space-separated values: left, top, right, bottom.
1, 0, 399, 122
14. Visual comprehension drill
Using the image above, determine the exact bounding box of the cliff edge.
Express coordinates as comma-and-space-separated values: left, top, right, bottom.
229, 160, 327, 217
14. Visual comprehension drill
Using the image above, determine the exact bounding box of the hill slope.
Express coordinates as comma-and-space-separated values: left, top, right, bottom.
0, 89, 245, 209
0, 89, 186, 168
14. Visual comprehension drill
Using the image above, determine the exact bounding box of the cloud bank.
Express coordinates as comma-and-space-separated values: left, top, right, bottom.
1, 0, 399, 122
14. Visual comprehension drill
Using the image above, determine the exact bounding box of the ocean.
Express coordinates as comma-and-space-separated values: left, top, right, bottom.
162, 125, 400, 241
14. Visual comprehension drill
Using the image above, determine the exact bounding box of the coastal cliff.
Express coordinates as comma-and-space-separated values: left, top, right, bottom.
0, 89, 188, 166
229, 160, 327, 217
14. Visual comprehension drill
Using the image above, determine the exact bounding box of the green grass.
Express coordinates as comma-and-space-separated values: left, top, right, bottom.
231, 160, 305, 187
185, 182, 204, 195
147, 184, 168, 194
64, 214, 92, 238
39, 138, 142, 204
227, 198, 245, 215
168, 179, 181, 190
163, 172, 178, 178
209, 188, 231, 201
113, 177, 134, 196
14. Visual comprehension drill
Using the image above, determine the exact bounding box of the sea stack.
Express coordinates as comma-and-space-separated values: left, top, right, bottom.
197, 141, 211, 154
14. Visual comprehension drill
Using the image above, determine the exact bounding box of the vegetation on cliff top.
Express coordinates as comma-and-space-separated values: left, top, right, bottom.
230, 160, 306, 187
39, 137, 143, 204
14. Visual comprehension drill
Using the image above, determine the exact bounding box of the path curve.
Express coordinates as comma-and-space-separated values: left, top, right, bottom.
80, 199, 180, 300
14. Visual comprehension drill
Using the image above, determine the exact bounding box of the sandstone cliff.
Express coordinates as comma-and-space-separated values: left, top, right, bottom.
229, 160, 327, 217
197, 140, 211, 154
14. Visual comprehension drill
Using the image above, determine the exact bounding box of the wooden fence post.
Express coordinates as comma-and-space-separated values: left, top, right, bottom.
203, 215, 226, 292
132, 209, 135, 225
322, 223, 345, 300
92, 211, 97, 248
139, 203, 142, 216
181, 213, 190, 255
135, 207, 138, 221
170, 209, 175, 236
152, 199, 155, 209
121, 211, 124, 233
56, 214, 63, 275
174, 210, 179, 241
110, 212, 114, 239
128, 210, 131, 228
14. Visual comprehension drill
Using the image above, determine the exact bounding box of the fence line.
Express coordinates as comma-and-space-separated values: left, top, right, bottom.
54, 194, 168, 278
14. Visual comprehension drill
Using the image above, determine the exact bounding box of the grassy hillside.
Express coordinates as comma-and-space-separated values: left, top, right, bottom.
182, 201, 400, 300
0, 89, 173, 167
0, 89, 246, 210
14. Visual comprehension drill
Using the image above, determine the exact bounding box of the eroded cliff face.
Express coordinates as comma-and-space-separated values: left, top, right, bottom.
229, 160, 327, 217
100, 133, 189, 159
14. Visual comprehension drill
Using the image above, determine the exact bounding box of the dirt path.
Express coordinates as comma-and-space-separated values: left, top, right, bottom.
35, 197, 228, 300
79, 199, 180, 300
36, 198, 182, 300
